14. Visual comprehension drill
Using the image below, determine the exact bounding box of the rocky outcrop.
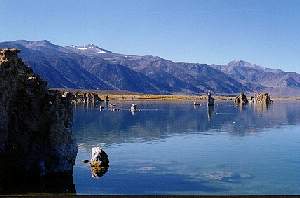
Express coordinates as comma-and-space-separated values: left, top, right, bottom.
234, 92, 249, 105
207, 92, 214, 106
0, 49, 77, 182
73, 92, 102, 105
254, 93, 272, 105
90, 147, 109, 178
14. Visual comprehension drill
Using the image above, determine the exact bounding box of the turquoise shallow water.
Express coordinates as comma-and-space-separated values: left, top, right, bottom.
73, 101, 300, 195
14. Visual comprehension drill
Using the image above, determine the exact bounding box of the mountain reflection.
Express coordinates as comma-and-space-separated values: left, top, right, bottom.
73, 101, 300, 146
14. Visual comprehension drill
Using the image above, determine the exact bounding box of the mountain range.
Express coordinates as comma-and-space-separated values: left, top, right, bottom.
1, 40, 300, 96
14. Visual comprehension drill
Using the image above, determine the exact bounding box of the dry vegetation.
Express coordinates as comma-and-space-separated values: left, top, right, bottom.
98, 94, 237, 101
50, 88, 300, 101
50, 88, 236, 101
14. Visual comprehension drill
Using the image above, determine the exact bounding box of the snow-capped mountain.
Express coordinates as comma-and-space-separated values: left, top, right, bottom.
67, 44, 111, 54
1, 40, 300, 95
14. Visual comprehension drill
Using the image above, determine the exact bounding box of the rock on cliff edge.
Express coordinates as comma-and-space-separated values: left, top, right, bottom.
0, 48, 78, 179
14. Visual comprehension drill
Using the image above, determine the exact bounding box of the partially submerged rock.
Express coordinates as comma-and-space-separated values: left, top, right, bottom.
130, 104, 138, 112
0, 49, 77, 181
193, 101, 201, 106
108, 103, 120, 111
234, 92, 249, 105
90, 147, 109, 178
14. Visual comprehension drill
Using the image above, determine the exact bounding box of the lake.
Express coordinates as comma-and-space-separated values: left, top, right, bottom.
73, 101, 300, 195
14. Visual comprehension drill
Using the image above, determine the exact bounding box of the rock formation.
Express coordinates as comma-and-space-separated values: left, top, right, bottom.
234, 92, 249, 105
90, 147, 109, 178
254, 93, 272, 105
130, 104, 138, 112
207, 92, 214, 106
0, 48, 77, 192
70, 92, 102, 105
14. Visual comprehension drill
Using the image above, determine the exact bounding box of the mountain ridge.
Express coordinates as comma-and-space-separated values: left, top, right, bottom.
1, 40, 300, 95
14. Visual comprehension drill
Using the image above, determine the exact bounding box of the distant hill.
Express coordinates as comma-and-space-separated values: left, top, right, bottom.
211, 60, 300, 96
1, 40, 300, 95
0, 40, 112, 90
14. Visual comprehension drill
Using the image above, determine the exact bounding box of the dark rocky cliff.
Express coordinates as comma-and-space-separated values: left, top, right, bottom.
0, 48, 77, 193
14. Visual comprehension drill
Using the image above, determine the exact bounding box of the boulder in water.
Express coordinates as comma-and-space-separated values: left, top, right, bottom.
90, 147, 109, 178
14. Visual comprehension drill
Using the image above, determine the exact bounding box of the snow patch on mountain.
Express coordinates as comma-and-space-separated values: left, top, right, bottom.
67, 44, 109, 54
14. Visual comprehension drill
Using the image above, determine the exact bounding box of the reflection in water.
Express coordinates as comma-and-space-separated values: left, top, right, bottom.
253, 102, 271, 113
0, 170, 75, 194
0, 151, 76, 194
73, 101, 300, 146
238, 102, 271, 113
131, 110, 136, 116
207, 105, 214, 121
73, 101, 300, 195
238, 103, 245, 112
91, 162, 109, 178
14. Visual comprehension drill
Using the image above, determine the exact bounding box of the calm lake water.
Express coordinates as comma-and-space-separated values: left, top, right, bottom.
73, 101, 300, 195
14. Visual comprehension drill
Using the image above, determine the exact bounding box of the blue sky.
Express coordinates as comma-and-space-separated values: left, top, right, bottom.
1, 0, 300, 72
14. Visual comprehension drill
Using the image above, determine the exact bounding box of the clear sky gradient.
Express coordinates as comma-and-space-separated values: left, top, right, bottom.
1, 0, 300, 72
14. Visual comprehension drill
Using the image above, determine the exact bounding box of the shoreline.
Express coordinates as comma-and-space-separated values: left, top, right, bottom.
50, 88, 300, 101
